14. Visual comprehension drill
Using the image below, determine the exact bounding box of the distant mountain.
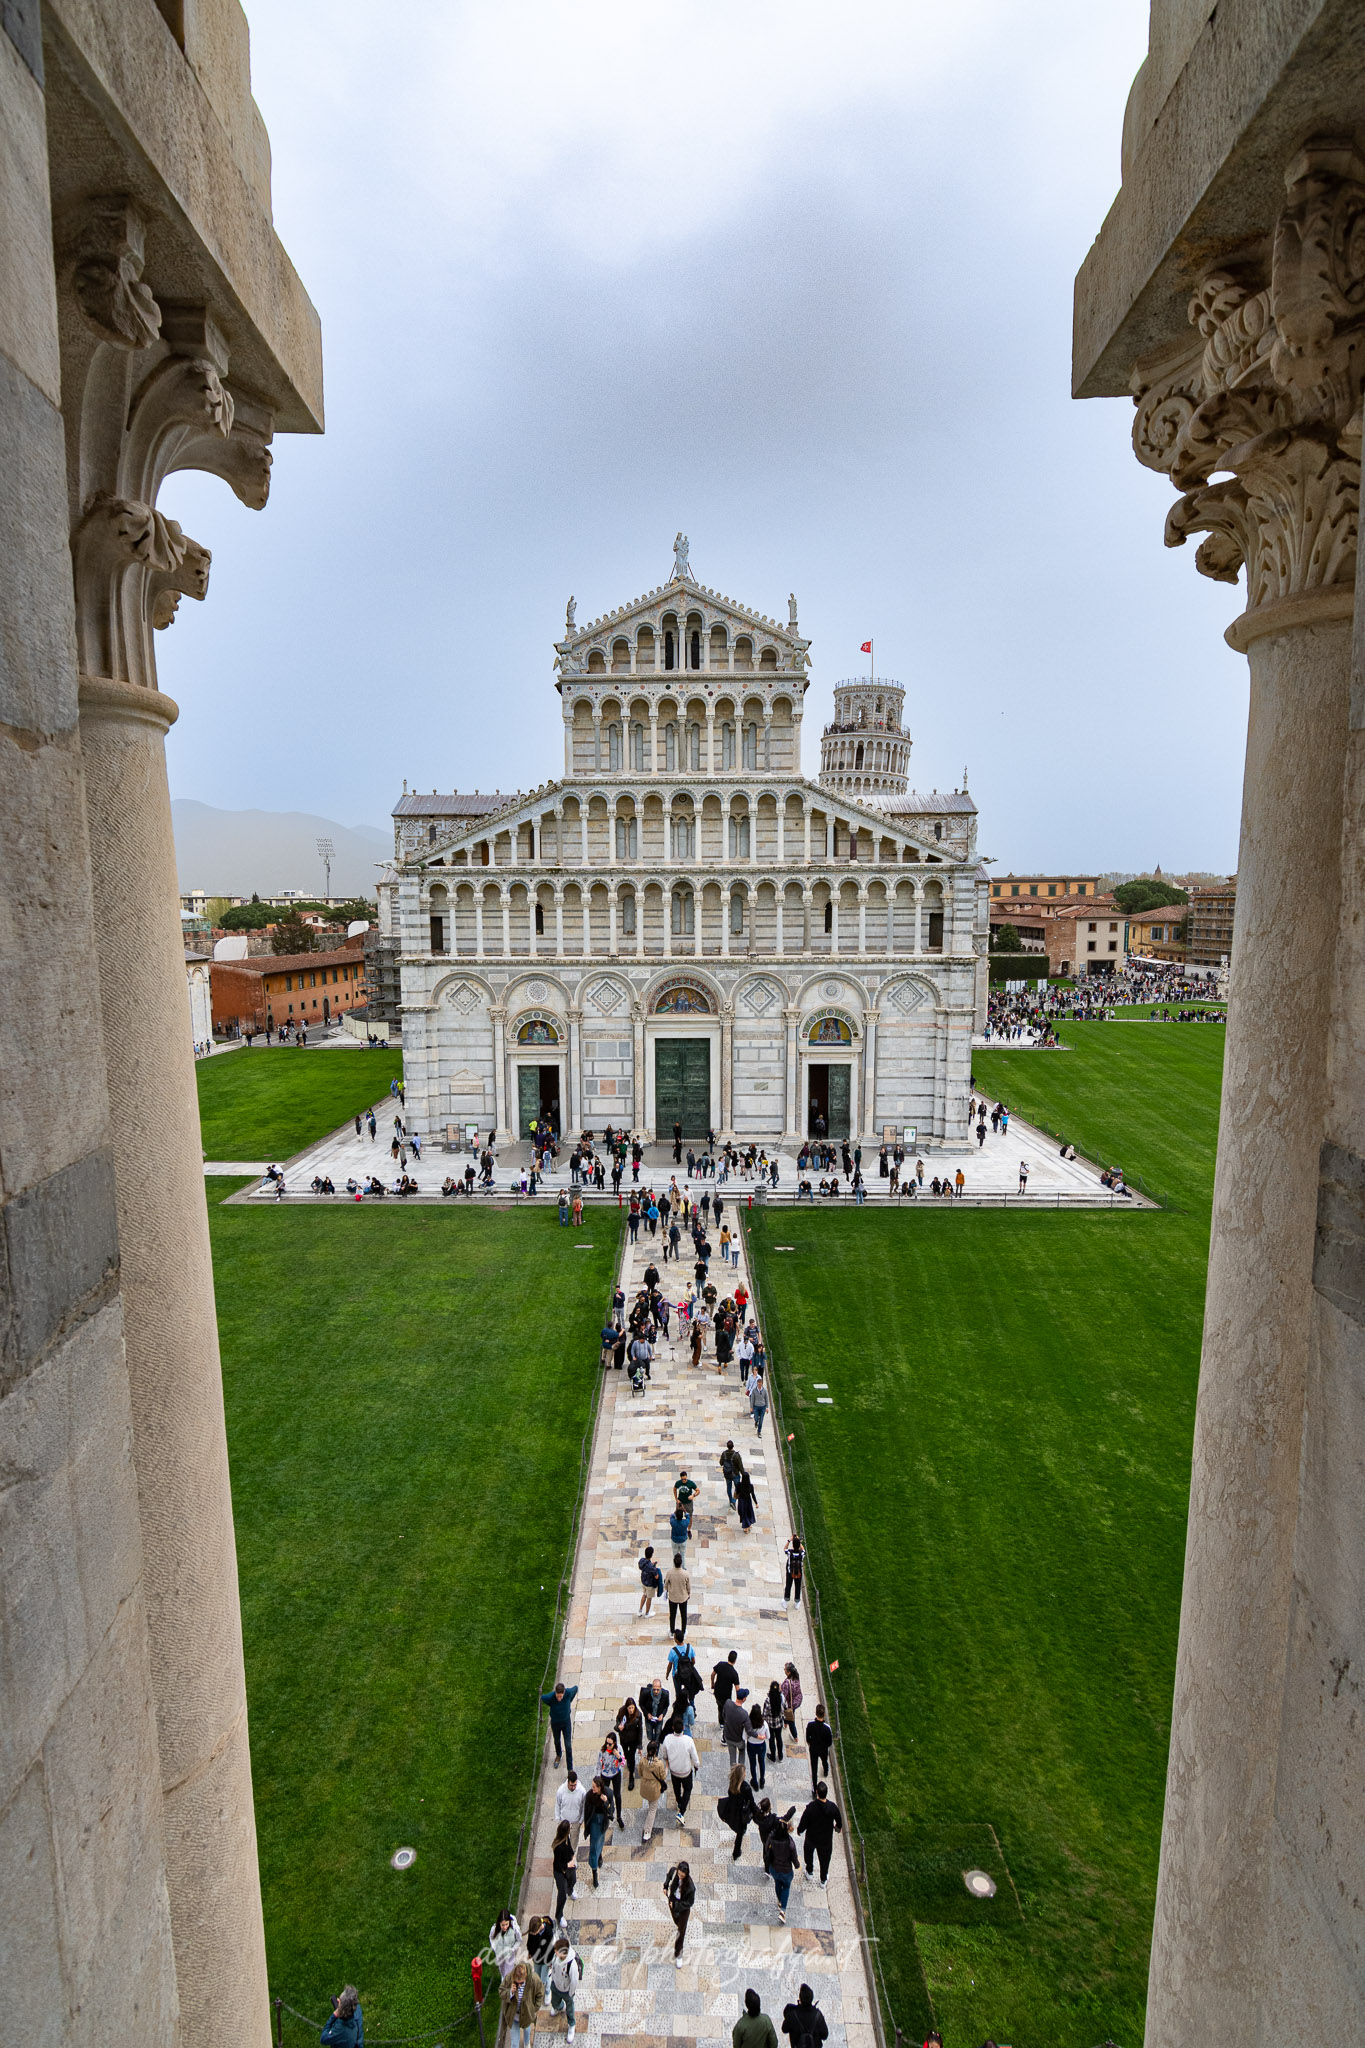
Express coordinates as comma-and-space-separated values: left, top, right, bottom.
170, 800, 390, 898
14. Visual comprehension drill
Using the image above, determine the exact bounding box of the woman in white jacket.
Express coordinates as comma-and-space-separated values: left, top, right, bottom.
490, 1906, 523, 1986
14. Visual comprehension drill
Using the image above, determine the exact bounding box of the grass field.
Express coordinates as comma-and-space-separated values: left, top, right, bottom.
208, 1186, 619, 2037
745, 1022, 1225, 2047
197, 1046, 403, 1160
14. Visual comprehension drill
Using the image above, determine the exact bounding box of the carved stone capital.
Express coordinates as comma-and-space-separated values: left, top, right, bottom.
63, 197, 162, 350
1132, 137, 1365, 626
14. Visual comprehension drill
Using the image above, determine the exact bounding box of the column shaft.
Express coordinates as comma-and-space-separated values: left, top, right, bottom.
78, 678, 269, 2040
1146, 614, 1352, 2045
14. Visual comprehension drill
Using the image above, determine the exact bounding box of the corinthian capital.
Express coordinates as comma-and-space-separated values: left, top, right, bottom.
1131, 138, 1365, 625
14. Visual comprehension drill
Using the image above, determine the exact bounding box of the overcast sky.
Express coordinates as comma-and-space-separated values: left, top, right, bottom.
158, 0, 1247, 876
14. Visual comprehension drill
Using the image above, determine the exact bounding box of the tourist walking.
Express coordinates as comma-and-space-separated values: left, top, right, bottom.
749, 1368, 769, 1438
596, 1731, 625, 1824
615, 1697, 644, 1789
490, 1907, 523, 1986
555, 1768, 585, 1846
783, 1533, 805, 1604
781, 1662, 803, 1739
664, 1860, 695, 1964
764, 1680, 785, 1761
712, 1649, 741, 1726
734, 1988, 780, 2048
546, 1937, 583, 2043
551, 1821, 577, 1923
720, 1439, 741, 1508
665, 1553, 691, 1635
746, 1702, 768, 1789
723, 1689, 751, 1772
662, 1722, 700, 1816
764, 1813, 799, 1922
805, 1706, 833, 1793
583, 1776, 612, 1888
639, 1740, 668, 1842
718, 1762, 761, 1862
500, 1963, 544, 2048
781, 1985, 829, 2048
735, 1463, 759, 1531
526, 1914, 556, 1990
640, 1675, 670, 1747
797, 1782, 843, 1886
540, 1680, 578, 1770
639, 1544, 663, 1615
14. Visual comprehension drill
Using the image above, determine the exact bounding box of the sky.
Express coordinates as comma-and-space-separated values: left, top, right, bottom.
158, 0, 1248, 876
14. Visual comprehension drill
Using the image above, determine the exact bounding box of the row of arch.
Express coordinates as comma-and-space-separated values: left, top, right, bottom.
426, 963, 945, 1022
578, 614, 784, 676
421, 787, 947, 867
422, 874, 950, 961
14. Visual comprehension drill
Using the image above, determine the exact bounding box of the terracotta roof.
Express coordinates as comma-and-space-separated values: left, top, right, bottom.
886, 791, 977, 816
392, 792, 530, 818
211, 942, 365, 977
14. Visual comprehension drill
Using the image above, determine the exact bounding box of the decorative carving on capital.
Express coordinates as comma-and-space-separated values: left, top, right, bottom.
59, 209, 278, 696
64, 198, 162, 350
1132, 138, 1365, 621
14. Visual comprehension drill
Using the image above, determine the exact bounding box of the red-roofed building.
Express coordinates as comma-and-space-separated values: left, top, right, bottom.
211, 936, 368, 1035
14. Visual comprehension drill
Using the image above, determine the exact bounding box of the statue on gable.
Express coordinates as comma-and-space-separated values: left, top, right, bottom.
789, 592, 799, 627
673, 532, 691, 580
565, 595, 576, 629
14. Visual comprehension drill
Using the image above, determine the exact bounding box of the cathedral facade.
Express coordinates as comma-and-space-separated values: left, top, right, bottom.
384, 548, 988, 1147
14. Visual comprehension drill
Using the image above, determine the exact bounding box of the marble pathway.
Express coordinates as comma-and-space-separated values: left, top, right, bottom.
517, 1221, 879, 2048
221, 1106, 1133, 1205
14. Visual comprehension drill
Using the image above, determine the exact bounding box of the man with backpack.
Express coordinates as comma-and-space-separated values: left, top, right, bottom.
638, 1544, 663, 1616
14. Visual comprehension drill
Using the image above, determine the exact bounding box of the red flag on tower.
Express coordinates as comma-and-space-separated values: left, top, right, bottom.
860, 641, 872, 653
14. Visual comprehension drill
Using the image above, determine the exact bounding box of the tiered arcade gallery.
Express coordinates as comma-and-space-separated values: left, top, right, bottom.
385, 564, 988, 1146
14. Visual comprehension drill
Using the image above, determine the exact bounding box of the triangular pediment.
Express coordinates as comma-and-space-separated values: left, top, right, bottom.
556, 567, 810, 676
406, 776, 956, 870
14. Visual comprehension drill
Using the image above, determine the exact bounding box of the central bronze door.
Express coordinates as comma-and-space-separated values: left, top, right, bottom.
655, 1038, 710, 1137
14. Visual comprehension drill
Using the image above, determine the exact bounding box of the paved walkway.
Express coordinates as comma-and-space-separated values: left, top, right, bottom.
517, 1221, 877, 2048
218, 1108, 1137, 1206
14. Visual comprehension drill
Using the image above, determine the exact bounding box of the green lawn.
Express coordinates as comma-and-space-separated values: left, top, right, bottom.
745, 1023, 1224, 2048
197, 1046, 403, 1159
208, 1186, 620, 2037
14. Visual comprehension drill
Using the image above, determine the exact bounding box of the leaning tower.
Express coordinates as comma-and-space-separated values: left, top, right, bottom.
818, 676, 911, 802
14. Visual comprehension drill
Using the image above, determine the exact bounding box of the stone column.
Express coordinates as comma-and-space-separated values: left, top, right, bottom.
79, 677, 270, 2039
913, 885, 923, 954
567, 1007, 582, 1133
608, 884, 618, 954
1125, 150, 1365, 2046
803, 805, 812, 867
775, 892, 785, 957
663, 893, 673, 960
501, 888, 511, 957
784, 1007, 802, 1139
636, 890, 646, 961
475, 889, 485, 959
721, 1009, 734, 1136
649, 714, 659, 774
857, 886, 868, 954
490, 1004, 509, 1141
554, 887, 565, 961
862, 1008, 879, 1138
633, 1005, 647, 1132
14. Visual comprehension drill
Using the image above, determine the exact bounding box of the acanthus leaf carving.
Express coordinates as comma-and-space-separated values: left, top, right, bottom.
64, 197, 162, 351
1131, 138, 1365, 620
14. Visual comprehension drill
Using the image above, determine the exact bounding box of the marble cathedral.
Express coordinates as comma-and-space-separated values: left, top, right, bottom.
383, 542, 988, 1146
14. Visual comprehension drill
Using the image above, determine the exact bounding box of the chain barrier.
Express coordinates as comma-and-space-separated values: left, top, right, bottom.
503, 1228, 624, 1914
269, 1232, 622, 2045
737, 1211, 903, 2048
